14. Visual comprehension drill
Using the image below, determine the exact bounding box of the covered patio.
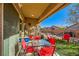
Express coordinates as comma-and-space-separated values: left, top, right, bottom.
3, 3, 69, 56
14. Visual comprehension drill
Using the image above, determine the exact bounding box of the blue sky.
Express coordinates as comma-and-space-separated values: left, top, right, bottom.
40, 3, 74, 28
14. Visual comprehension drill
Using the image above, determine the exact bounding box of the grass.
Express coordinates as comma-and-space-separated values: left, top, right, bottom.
56, 39, 79, 56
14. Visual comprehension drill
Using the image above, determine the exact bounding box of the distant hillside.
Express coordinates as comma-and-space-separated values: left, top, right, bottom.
59, 27, 65, 30
41, 26, 65, 30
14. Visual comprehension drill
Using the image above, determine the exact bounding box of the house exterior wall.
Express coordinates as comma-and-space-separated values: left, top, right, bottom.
4, 3, 19, 39
3, 3, 19, 56
65, 29, 79, 38
0, 3, 2, 56
71, 30, 79, 38
65, 24, 79, 38
75, 30, 79, 38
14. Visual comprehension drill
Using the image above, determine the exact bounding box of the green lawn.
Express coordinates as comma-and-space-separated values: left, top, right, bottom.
56, 39, 79, 56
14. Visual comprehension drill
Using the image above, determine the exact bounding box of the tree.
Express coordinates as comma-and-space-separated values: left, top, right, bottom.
66, 4, 79, 24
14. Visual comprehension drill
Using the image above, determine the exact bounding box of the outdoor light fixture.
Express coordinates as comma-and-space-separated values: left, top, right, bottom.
32, 14, 35, 17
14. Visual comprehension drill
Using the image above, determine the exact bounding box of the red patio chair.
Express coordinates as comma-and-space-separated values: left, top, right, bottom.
22, 39, 35, 54
22, 39, 27, 50
25, 46, 35, 53
29, 35, 33, 40
34, 36, 41, 40
63, 33, 71, 44
48, 37, 56, 45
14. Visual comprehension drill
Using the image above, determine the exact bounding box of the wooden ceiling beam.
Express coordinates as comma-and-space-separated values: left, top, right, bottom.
24, 17, 38, 23
12, 3, 25, 21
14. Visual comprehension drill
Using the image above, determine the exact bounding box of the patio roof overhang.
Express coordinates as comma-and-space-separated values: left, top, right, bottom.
13, 3, 70, 27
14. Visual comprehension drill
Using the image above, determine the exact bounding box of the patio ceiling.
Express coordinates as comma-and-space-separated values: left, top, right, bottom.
21, 3, 50, 19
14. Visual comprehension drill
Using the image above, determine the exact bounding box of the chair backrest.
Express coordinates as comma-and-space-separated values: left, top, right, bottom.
26, 46, 35, 53
22, 39, 27, 50
34, 36, 41, 40
63, 34, 71, 40
48, 38, 56, 45
29, 35, 33, 40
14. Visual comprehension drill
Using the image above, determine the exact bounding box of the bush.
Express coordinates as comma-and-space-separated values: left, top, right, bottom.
56, 39, 79, 56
